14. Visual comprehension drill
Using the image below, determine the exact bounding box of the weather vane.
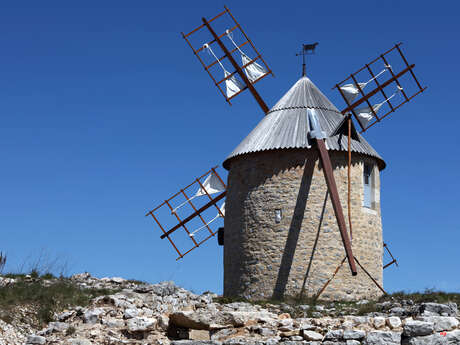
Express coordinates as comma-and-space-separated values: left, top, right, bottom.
296, 42, 319, 76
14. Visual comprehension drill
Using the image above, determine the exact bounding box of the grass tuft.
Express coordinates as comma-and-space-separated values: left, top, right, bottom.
381, 289, 460, 305
0, 277, 118, 326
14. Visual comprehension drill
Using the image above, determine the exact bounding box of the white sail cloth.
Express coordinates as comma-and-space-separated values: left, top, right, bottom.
355, 103, 384, 128
226, 30, 266, 83
340, 82, 367, 103
203, 43, 244, 98
224, 71, 244, 98
355, 86, 402, 128
339, 67, 390, 103
241, 54, 266, 83
172, 171, 226, 214
189, 202, 225, 237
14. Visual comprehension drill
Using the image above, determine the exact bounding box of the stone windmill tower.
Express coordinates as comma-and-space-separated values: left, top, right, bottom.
147, 8, 425, 302
222, 76, 386, 301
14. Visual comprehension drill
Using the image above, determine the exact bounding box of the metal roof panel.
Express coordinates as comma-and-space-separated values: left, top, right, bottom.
223, 77, 385, 170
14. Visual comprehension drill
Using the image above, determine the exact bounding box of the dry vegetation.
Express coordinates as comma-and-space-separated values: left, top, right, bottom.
0, 273, 119, 327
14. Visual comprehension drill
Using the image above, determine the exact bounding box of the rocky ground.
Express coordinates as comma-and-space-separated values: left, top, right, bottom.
0, 273, 459, 345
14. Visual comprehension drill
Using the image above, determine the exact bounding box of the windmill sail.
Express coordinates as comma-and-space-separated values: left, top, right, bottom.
224, 71, 245, 98
340, 82, 367, 103
241, 54, 266, 83
172, 171, 226, 214
203, 43, 244, 98
226, 29, 266, 83
189, 202, 225, 237
354, 86, 402, 128
339, 67, 389, 103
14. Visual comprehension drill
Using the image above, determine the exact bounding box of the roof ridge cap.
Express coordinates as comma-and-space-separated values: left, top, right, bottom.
266, 106, 342, 115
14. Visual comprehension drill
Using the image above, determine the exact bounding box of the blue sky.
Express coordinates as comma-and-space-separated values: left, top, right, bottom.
0, 1, 459, 294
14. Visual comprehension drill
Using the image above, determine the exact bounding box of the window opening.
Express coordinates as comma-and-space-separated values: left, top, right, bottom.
363, 164, 373, 208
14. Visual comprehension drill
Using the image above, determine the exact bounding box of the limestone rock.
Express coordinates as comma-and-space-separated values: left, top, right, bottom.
189, 330, 211, 340
126, 317, 157, 332
420, 303, 458, 317
280, 330, 299, 337
82, 308, 104, 324
389, 307, 407, 317
26, 335, 46, 344
210, 328, 237, 341
365, 331, 401, 345
402, 330, 460, 345
171, 341, 219, 345
324, 329, 343, 340
302, 330, 323, 341
45, 321, 69, 333
403, 319, 434, 337
416, 316, 459, 332
123, 307, 139, 319
343, 329, 365, 340
101, 318, 125, 328
170, 310, 276, 330
346, 340, 360, 345
373, 316, 386, 329
158, 314, 170, 331
64, 339, 93, 345
387, 316, 402, 329
109, 277, 126, 284
57, 311, 74, 321
170, 311, 216, 330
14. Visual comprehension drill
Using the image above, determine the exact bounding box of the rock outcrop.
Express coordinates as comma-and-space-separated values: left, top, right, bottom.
0, 274, 458, 345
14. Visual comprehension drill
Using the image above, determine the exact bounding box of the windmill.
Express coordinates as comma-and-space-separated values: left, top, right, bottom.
146, 7, 426, 301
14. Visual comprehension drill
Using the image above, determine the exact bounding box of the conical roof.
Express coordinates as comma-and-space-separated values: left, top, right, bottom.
223, 76, 385, 170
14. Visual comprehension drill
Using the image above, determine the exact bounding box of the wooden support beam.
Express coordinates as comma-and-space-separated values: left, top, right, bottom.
354, 256, 387, 295
315, 138, 357, 275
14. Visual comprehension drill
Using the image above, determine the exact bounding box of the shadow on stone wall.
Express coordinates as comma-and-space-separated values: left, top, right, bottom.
299, 190, 328, 299
272, 161, 315, 300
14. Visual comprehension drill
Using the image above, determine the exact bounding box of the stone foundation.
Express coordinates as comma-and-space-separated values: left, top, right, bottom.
223, 148, 383, 301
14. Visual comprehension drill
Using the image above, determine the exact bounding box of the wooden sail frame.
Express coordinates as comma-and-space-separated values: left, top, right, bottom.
146, 167, 226, 260
181, 6, 274, 107
334, 43, 427, 132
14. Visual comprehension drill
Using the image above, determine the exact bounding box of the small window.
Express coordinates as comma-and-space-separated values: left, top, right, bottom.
363, 164, 373, 208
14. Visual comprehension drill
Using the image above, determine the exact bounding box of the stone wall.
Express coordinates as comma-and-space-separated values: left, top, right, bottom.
224, 148, 383, 301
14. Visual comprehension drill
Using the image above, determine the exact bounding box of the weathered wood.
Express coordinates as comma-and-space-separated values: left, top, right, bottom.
315, 138, 357, 275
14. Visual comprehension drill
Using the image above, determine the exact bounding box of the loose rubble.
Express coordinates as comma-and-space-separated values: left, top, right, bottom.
0, 274, 458, 345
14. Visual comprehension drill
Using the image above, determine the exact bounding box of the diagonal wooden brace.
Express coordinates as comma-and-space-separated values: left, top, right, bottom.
315, 138, 357, 275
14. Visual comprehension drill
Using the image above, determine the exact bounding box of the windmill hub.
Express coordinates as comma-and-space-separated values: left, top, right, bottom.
222, 77, 385, 301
